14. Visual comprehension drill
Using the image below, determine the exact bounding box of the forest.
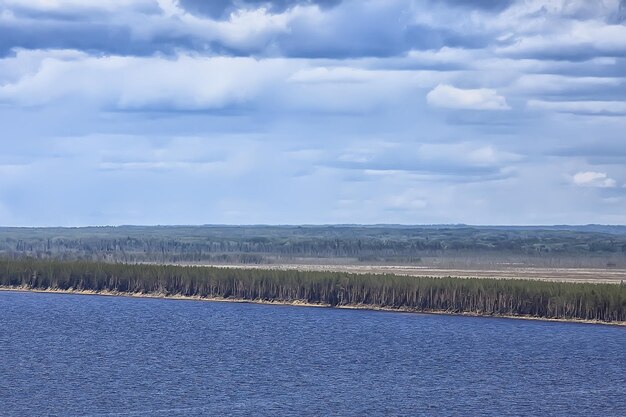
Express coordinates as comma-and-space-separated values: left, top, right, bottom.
1, 225, 626, 267
1, 258, 624, 323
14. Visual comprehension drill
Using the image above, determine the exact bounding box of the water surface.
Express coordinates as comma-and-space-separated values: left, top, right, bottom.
1, 291, 624, 416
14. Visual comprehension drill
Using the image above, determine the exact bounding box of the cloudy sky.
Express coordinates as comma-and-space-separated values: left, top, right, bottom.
1, 0, 625, 226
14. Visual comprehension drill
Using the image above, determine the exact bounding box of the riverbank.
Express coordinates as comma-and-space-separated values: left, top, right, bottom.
3, 258, 624, 323
2, 286, 624, 327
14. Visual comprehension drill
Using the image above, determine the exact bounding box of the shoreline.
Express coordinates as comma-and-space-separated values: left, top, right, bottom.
2, 286, 624, 327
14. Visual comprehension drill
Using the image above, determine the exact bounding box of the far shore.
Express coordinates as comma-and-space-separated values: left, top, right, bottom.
2, 286, 624, 327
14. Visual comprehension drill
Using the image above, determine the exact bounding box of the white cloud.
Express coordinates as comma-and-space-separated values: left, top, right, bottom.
572, 171, 617, 188
406, 47, 476, 66
333, 141, 521, 179
214, 7, 292, 48
0, 163, 29, 179
0, 51, 296, 110
512, 74, 622, 94
288, 67, 375, 84
426, 84, 510, 110
0, 49, 427, 113
98, 161, 223, 172
498, 21, 626, 58
417, 143, 521, 168
528, 100, 626, 114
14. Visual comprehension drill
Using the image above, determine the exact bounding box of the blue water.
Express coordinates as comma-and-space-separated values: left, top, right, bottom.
0, 291, 624, 417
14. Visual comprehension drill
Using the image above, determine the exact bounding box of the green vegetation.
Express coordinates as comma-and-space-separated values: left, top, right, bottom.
2, 258, 624, 322
1, 225, 626, 267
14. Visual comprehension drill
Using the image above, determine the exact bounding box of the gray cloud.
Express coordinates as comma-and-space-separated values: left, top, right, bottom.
0, 0, 521, 58
2, 0, 623, 62
437, 0, 515, 12
178, 0, 342, 19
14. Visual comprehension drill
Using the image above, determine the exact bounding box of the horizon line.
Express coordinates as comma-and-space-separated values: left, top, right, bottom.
2, 223, 626, 228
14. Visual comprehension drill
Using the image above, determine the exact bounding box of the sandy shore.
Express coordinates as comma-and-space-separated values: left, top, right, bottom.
2, 286, 624, 327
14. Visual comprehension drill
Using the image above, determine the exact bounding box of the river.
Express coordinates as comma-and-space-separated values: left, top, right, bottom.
0, 291, 624, 416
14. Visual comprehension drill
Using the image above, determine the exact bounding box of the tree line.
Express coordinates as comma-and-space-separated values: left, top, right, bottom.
1, 258, 624, 322
2, 225, 626, 266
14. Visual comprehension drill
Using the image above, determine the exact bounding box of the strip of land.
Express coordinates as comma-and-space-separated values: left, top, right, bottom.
192, 263, 626, 284
2, 258, 624, 324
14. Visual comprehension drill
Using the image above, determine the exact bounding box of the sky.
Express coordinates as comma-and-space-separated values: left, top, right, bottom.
1, 0, 625, 226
